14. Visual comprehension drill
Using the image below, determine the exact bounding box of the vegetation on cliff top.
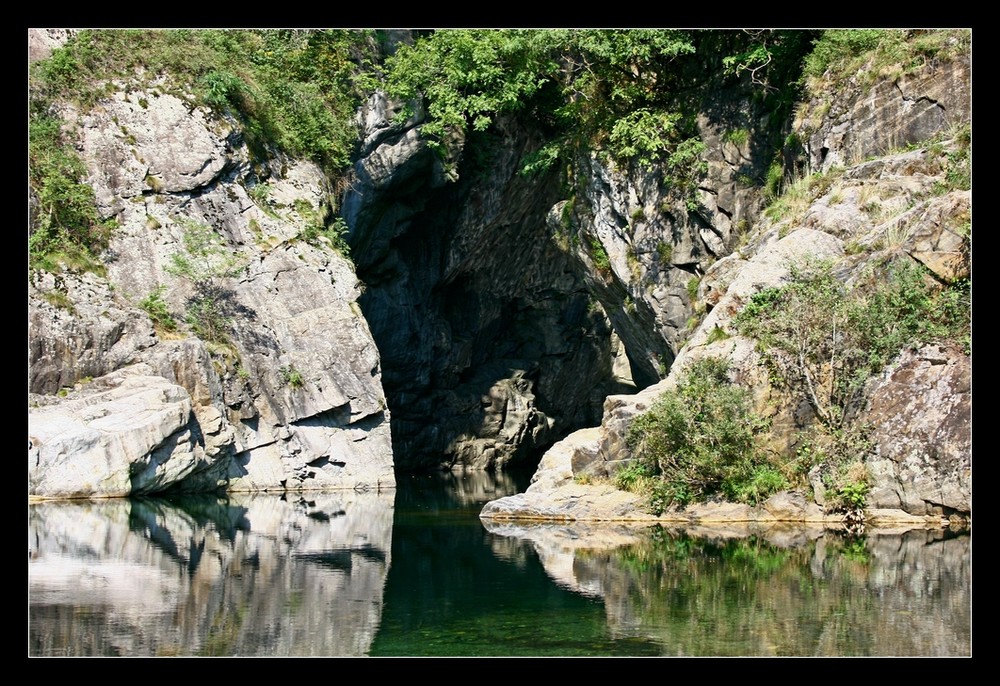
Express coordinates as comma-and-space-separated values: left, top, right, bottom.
31, 29, 377, 173
382, 29, 815, 200
28, 29, 377, 273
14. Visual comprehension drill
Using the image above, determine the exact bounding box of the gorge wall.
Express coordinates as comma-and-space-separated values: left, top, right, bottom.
28, 30, 971, 518
29, 31, 394, 497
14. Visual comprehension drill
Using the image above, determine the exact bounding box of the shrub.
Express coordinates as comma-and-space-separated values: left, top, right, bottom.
735, 258, 967, 431
589, 237, 611, 274
139, 285, 177, 332
821, 460, 871, 514
657, 241, 674, 265
280, 365, 304, 388
31, 30, 377, 177
614, 461, 656, 493
686, 277, 700, 301
625, 357, 775, 512
705, 325, 730, 344
28, 107, 116, 273
166, 218, 246, 345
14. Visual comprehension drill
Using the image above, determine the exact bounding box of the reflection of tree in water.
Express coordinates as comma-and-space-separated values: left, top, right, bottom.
574, 528, 970, 656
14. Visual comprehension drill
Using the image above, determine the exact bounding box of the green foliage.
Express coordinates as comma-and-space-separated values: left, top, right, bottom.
722, 128, 750, 146
300, 216, 352, 257
280, 365, 304, 388
30, 29, 378, 176
589, 237, 611, 274
166, 218, 245, 344
657, 241, 674, 265
933, 125, 971, 195
28, 106, 116, 273
519, 141, 563, 177
184, 288, 231, 344
802, 30, 895, 79
139, 285, 177, 332
722, 30, 806, 91
802, 29, 969, 84
764, 159, 785, 200
734, 258, 970, 431
167, 218, 244, 284
383, 29, 704, 182
836, 480, 869, 509
625, 357, 775, 512
724, 464, 787, 506
608, 109, 681, 162
614, 461, 656, 493
686, 277, 700, 301
763, 166, 845, 224
821, 459, 872, 514
249, 182, 271, 204
384, 30, 556, 147
705, 325, 730, 344
792, 423, 875, 505
42, 288, 75, 313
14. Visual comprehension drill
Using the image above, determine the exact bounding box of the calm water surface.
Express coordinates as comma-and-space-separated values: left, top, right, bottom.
28, 472, 971, 657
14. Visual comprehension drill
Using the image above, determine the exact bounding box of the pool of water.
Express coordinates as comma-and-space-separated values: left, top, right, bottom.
28, 471, 971, 657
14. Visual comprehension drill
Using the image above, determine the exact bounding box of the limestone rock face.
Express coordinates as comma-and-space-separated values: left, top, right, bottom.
799, 49, 970, 173
28, 270, 157, 395
479, 429, 652, 521
483, 83, 971, 526
74, 90, 232, 220
865, 345, 971, 515
28, 365, 225, 498
29, 81, 393, 496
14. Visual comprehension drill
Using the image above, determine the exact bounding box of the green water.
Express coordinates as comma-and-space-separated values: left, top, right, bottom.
369, 473, 662, 656
28, 472, 971, 657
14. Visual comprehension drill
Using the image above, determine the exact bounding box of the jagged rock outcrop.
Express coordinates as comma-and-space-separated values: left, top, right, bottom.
797, 46, 970, 174
483, 45, 971, 523
865, 344, 971, 516
28, 270, 158, 394
28, 365, 230, 498
346, 102, 624, 471
29, 71, 394, 498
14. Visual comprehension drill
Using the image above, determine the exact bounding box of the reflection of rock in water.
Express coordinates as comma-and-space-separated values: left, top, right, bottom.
29, 492, 394, 656
483, 521, 971, 656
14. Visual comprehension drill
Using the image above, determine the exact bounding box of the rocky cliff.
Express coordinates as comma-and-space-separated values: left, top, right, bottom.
28, 30, 971, 520
29, 30, 393, 497
482, 32, 971, 524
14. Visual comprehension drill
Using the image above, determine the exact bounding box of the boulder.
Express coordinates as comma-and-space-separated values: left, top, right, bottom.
28, 365, 218, 498
865, 344, 971, 515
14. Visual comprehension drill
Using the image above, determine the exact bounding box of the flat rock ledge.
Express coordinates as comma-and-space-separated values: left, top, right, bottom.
479, 487, 953, 530
479, 430, 959, 531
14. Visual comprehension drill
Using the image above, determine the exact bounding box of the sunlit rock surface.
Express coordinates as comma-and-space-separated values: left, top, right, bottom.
28, 74, 394, 495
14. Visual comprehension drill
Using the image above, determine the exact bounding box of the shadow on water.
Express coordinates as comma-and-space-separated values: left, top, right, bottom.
29, 473, 971, 657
